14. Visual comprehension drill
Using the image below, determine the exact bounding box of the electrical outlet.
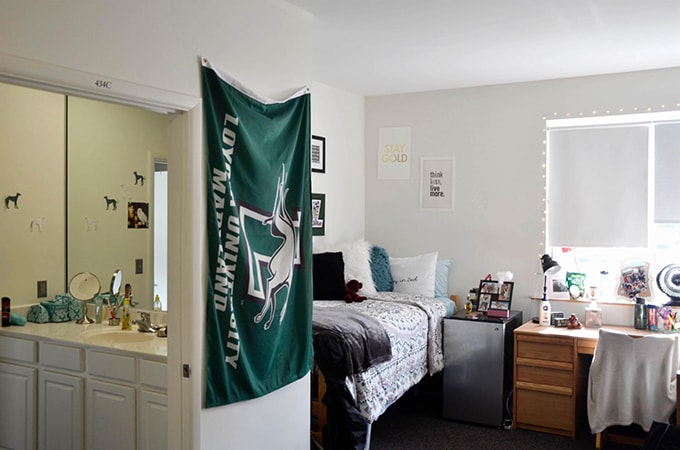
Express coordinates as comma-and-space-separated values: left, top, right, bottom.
37, 280, 47, 298
135, 259, 143, 274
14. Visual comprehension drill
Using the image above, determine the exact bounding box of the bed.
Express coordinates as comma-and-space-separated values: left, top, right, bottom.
310, 241, 456, 449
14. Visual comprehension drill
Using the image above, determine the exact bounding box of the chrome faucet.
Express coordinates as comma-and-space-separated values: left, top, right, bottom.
132, 311, 157, 333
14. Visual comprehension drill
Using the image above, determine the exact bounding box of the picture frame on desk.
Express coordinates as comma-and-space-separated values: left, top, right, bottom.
479, 280, 514, 318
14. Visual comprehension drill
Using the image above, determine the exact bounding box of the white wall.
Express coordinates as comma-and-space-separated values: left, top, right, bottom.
365, 67, 680, 326
0, 1, 314, 449
310, 81, 366, 248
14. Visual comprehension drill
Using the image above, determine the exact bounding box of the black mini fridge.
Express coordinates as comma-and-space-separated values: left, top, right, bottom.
441, 310, 522, 428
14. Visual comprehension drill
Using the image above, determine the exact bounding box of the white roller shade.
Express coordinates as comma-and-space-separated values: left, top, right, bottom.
655, 123, 680, 223
547, 125, 649, 247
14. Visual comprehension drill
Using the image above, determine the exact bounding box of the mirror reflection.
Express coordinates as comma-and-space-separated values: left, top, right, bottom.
0, 82, 170, 311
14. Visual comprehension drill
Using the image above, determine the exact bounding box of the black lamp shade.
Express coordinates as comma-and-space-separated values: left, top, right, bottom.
541, 254, 561, 275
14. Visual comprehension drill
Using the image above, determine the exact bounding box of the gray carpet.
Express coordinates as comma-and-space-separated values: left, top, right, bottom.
368, 375, 640, 450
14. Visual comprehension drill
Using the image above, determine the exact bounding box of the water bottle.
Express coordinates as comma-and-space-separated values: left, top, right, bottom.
633, 297, 647, 330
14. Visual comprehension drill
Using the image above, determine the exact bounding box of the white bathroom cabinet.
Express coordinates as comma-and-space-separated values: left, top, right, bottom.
0, 361, 37, 450
0, 327, 167, 450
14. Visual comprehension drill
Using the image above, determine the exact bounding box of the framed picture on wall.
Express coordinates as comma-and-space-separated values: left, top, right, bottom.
311, 193, 325, 236
420, 157, 455, 210
311, 135, 326, 173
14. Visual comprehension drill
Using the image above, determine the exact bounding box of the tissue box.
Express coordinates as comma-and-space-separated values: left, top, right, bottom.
585, 309, 602, 328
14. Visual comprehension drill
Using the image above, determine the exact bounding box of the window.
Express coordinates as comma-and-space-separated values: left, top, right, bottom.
545, 111, 680, 304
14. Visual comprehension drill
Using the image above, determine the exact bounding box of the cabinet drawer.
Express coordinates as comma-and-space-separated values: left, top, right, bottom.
88, 350, 136, 383
0, 335, 37, 363
516, 336, 574, 363
140, 359, 167, 391
515, 388, 574, 432
516, 364, 573, 388
40, 342, 85, 372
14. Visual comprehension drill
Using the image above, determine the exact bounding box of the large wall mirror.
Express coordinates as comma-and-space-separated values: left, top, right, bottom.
0, 81, 169, 311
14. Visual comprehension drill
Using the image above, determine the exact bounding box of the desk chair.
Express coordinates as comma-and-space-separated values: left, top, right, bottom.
587, 329, 680, 449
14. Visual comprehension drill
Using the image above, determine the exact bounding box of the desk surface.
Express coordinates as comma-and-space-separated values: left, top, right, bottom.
514, 321, 675, 355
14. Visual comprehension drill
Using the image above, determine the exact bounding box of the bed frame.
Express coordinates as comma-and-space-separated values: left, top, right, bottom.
310, 295, 459, 449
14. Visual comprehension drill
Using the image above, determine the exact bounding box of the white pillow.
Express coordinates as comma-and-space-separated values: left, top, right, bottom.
337, 240, 377, 296
390, 252, 438, 297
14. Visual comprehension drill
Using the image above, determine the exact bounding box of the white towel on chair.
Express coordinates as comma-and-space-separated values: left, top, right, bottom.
587, 329, 680, 433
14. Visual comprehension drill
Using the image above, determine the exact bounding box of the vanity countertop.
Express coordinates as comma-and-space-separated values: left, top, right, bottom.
0, 320, 167, 359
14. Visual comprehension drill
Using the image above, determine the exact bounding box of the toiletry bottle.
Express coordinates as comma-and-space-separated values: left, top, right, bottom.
1, 297, 10, 327
154, 294, 161, 311
94, 297, 103, 324
121, 298, 131, 330
125, 283, 133, 306
539, 293, 551, 326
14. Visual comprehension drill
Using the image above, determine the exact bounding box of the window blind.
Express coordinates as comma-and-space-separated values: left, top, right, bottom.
654, 122, 680, 223
547, 125, 649, 247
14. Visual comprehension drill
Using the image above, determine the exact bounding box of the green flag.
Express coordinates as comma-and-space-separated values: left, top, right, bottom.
202, 58, 313, 407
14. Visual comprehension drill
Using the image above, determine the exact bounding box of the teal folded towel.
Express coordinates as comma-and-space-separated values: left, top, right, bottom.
10, 312, 26, 326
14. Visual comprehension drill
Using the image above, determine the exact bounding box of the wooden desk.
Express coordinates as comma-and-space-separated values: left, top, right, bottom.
512, 321, 675, 438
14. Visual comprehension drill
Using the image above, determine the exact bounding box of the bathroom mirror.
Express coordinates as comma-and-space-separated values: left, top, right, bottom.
68, 271, 101, 324
0, 81, 169, 311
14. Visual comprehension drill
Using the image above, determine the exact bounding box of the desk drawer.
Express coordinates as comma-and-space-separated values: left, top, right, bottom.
516, 388, 574, 433
516, 364, 573, 388
516, 335, 574, 363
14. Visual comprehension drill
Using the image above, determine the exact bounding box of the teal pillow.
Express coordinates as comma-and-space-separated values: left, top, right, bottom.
370, 246, 393, 292
435, 259, 451, 298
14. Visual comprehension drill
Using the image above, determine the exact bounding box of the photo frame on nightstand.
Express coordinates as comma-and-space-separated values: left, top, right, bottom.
479, 280, 514, 318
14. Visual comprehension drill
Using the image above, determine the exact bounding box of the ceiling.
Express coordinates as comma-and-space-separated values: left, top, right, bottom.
286, 0, 680, 96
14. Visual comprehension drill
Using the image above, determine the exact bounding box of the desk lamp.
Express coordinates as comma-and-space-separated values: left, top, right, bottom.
541, 254, 561, 298
533, 254, 561, 324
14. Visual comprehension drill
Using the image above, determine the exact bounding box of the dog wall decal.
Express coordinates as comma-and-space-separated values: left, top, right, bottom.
104, 196, 118, 210
133, 171, 145, 186
85, 216, 98, 231
30, 217, 45, 232
4, 193, 21, 209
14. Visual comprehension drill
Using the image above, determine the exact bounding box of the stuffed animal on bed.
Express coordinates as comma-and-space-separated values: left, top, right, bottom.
345, 279, 367, 303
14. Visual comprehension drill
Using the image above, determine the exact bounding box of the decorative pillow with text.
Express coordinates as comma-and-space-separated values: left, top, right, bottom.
390, 251, 438, 297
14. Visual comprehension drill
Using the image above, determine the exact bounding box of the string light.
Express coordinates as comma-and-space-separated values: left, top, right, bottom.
540, 102, 680, 276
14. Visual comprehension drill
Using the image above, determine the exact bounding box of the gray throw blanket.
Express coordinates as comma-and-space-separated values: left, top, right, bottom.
312, 306, 392, 379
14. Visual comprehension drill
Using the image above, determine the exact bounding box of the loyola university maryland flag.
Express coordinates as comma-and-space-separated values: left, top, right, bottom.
201, 58, 313, 407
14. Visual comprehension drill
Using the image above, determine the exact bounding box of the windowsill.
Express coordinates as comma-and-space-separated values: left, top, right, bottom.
530, 296, 639, 306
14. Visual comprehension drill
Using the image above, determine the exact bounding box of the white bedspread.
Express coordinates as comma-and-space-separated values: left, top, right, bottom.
313, 292, 447, 422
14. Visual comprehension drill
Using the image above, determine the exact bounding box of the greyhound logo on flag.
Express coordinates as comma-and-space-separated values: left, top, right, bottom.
254, 165, 296, 330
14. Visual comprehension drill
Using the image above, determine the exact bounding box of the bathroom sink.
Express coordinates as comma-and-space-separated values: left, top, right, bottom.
83, 329, 156, 345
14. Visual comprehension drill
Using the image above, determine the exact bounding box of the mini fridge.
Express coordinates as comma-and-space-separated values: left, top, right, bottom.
441, 310, 522, 428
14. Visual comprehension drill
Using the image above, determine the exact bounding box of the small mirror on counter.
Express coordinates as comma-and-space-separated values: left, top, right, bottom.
110, 269, 123, 299
68, 271, 101, 324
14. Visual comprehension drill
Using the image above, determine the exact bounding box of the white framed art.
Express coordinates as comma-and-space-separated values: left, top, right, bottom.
420, 157, 455, 210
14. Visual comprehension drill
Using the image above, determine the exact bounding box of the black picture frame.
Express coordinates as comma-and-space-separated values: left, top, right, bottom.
478, 280, 514, 314
311, 135, 326, 173
311, 193, 325, 236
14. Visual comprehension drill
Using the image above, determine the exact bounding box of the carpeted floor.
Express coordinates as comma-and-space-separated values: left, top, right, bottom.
368, 375, 641, 450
